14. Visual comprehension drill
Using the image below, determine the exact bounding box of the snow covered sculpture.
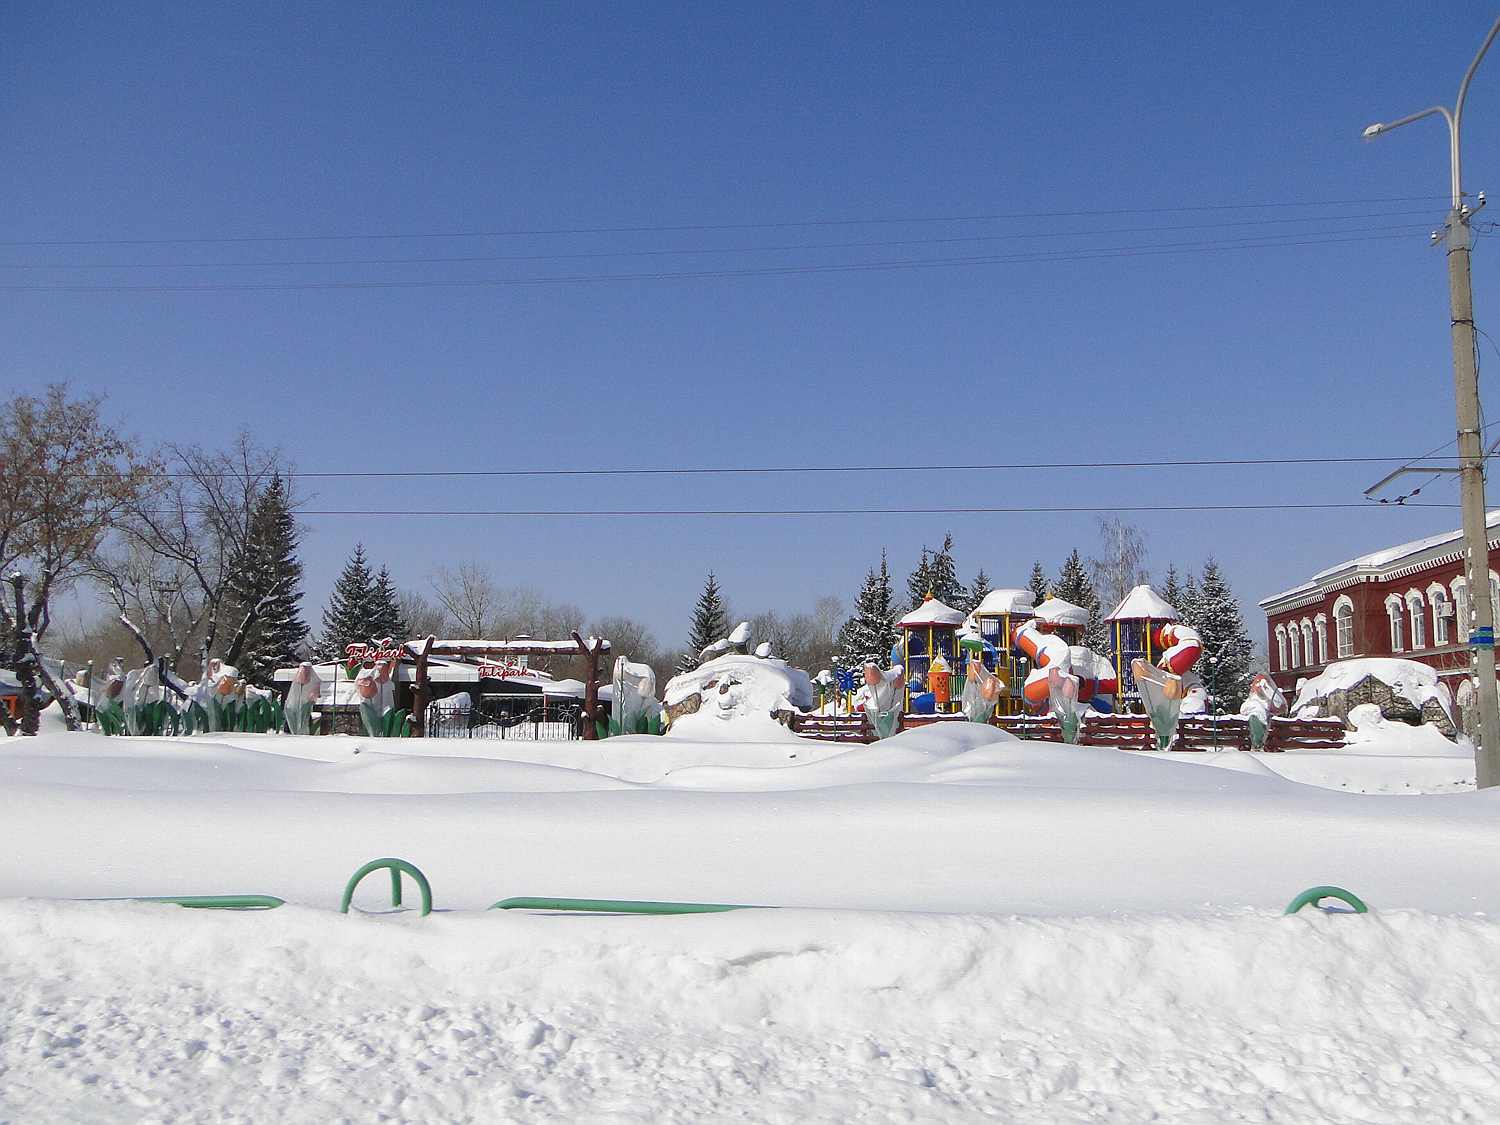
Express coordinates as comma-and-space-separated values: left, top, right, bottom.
754, 641, 773, 659
1132, 659, 1182, 751
860, 662, 905, 740
285, 661, 321, 736
1237, 672, 1288, 749
355, 669, 384, 736
1458, 677, 1479, 742
662, 651, 815, 738
122, 664, 162, 736
1291, 658, 1456, 737
960, 657, 1004, 723
609, 657, 662, 736
928, 650, 952, 709
1155, 623, 1203, 675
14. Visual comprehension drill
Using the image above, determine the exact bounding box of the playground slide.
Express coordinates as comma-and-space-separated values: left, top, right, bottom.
1013, 620, 1071, 706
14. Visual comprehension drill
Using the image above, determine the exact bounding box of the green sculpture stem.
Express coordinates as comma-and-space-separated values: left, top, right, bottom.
125, 895, 285, 910
341, 858, 433, 917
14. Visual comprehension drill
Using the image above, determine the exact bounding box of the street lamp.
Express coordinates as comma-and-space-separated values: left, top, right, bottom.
1363, 15, 1500, 789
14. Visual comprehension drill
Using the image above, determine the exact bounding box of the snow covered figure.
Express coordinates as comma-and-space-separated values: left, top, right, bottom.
284, 661, 321, 736
860, 661, 905, 739
1238, 672, 1287, 749
609, 657, 661, 736
355, 669, 384, 736
959, 657, 1004, 724
122, 664, 161, 736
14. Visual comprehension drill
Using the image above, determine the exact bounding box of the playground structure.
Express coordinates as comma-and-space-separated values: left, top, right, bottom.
897, 595, 967, 713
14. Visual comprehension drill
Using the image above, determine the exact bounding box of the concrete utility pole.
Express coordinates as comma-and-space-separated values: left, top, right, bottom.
1364, 15, 1500, 788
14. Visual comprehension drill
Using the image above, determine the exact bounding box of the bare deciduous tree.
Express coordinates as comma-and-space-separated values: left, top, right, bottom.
1088, 517, 1151, 614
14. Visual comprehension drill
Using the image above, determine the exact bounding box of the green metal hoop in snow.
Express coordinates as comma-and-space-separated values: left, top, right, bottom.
340, 858, 433, 917
1284, 886, 1369, 915
490, 896, 760, 915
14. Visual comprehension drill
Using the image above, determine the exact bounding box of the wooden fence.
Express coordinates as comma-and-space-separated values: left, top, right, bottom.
788, 713, 873, 744
1264, 716, 1346, 752
993, 714, 1065, 741
1078, 714, 1155, 751
1175, 716, 1253, 752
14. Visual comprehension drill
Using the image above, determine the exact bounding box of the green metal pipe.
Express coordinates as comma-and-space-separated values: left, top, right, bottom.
490, 896, 763, 915
109, 895, 285, 910
1284, 885, 1369, 915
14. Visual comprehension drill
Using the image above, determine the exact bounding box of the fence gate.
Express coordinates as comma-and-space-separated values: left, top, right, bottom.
425, 694, 584, 741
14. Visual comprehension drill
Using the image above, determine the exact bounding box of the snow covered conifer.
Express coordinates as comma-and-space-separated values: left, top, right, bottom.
906, 548, 933, 610
227, 474, 308, 684
1160, 563, 1185, 619
1193, 559, 1253, 712
681, 572, 729, 671
1027, 561, 1050, 607
1054, 548, 1106, 650
838, 550, 898, 669
927, 533, 964, 608
317, 544, 375, 660
966, 568, 992, 614
368, 565, 408, 642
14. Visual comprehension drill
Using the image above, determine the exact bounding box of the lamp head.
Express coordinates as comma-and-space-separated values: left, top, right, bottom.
1362, 122, 1386, 139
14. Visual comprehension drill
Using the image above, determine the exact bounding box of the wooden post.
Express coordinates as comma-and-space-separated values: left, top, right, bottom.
574, 631, 602, 741
410, 634, 434, 736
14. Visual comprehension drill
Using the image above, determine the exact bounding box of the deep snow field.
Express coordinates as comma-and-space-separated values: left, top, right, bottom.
3, 716, 1500, 1122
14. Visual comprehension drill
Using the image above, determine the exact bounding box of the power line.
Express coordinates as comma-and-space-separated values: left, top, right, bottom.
0, 228, 1431, 293
249, 502, 1460, 517
0, 194, 1454, 248
128, 453, 1467, 481
0, 209, 1443, 271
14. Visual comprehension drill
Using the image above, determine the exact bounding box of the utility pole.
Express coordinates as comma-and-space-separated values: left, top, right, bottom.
1363, 16, 1500, 787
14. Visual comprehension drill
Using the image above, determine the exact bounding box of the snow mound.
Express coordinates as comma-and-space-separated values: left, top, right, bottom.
1344, 704, 1472, 757
663, 653, 813, 742
5, 902, 1500, 1123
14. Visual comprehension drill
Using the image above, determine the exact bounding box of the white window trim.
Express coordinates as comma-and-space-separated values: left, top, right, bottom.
1386, 594, 1405, 652
1406, 589, 1426, 650
1289, 623, 1302, 667
1333, 595, 1355, 658
1428, 582, 1451, 646
1452, 577, 1470, 641
1275, 625, 1288, 670
1300, 619, 1315, 666
1314, 614, 1329, 664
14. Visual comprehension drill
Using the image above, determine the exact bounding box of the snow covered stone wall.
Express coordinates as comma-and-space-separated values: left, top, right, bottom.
1292, 658, 1456, 738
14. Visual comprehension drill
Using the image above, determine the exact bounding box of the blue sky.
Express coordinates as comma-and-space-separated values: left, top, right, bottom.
5, 2, 1500, 647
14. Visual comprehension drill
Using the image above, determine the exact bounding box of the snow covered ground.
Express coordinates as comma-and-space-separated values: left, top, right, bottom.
4, 717, 1500, 1121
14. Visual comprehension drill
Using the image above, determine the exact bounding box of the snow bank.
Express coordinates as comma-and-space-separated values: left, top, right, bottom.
5, 901, 1500, 1123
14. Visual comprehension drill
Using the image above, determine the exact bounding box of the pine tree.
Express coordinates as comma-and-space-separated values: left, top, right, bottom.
966, 568, 992, 614
1027, 561, 1050, 607
1160, 563, 1185, 619
681, 572, 729, 671
317, 544, 376, 660
368, 565, 408, 642
227, 474, 309, 684
1054, 548, 1106, 650
927, 532, 964, 607
906, 548, 933, 610
1179, 572, 1203, 628
1193, 559, 1254, 712
837, 550, 899, 669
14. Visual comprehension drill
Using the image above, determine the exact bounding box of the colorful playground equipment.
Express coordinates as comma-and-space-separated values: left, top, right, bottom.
1105, 585, 1181, 705
970, 588, 1036, 715
1012, 618, 1120, 734
897, 595, 966, 713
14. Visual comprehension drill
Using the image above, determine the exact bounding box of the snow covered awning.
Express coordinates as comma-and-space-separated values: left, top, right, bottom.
971, 588, 1036, 618
1034, 597, 1089, 627
897, 597, 966, 629
1105, 584, 1179, 623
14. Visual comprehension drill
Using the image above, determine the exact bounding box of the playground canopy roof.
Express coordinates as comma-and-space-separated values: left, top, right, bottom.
897, 597, 967, 629
1105, 584, 1180, 623
971, 588, 1036, 617
1034, 597, 1089, 626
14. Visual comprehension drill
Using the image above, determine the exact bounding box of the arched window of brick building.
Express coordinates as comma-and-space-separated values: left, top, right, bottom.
1406, 590, 1426, 650
1275, 625, 1288, 669
1300, 619, 1315, 666
1429, 583, 1451, 646
1386, 594, 1405, 652
1452, 577, 1470, 642
1334, 596, 1355, 658
1289, 622, 1302, 667
1314, 614, 1328, 663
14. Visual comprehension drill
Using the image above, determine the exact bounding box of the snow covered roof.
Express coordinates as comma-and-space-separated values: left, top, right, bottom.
1034, 597, 1089, 627
897, 597, 967, 628
1261, 511, 1500, 609
429, 637, 610, 654
972, 588, 1036, 617
1105, 584, 1179, 622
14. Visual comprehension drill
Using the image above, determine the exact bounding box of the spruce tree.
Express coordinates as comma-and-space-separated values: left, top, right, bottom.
1179, 572, 1203, 628
966, 568, 992, 614
1027, 561, 1050, 607
838, 550, 899, 669
681, 572, 729, 670
227, 474, 309, 684
318, 544, 376, 659
1160, 563, 1185, 619
906, 548, 933, 610
368, 565, 408, 641
1194, 559, 1254, 712
1054, 548, 1106, 650
926, 532, 964, 607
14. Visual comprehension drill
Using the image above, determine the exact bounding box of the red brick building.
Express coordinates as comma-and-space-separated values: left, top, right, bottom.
1259, 513, 1500, 694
